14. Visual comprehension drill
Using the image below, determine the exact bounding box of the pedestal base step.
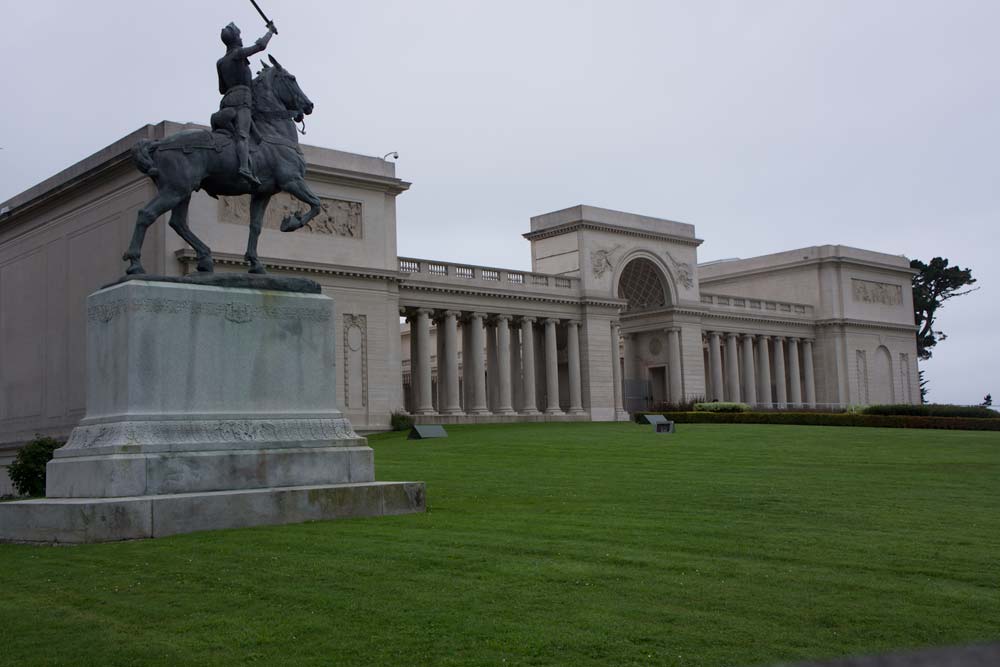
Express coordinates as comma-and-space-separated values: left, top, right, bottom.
0, 481, 425, 544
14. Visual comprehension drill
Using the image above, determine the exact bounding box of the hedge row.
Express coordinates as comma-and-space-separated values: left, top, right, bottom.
634, 411, 1000, 431
862, 403, 1000, 419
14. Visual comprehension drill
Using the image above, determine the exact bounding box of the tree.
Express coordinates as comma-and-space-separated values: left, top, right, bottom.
910, 257, 977, 361
982, 394, 993, 408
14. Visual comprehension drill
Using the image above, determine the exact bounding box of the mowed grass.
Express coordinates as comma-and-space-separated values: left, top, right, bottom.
1, 423, 998, 667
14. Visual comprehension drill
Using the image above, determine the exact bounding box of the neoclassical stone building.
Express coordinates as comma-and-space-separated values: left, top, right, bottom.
0, 122, 919, 491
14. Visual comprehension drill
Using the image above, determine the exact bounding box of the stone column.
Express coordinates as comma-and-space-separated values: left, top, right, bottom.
494, 315, 516, 415
667, 328, 683, 404
725, 333, 741, 403
441, 311, 463, 415
708, 332, 724, 402
566, 320, 585, 414
611, 322, 626, 419
803, 338, 817, 408
622, 333, 636, 411
741, 334, 757, 406
519, 317, 540, 415
407, 312, 418, 413
435, 313, 445, 411
543, 318, 564, 415
413, 308, 436, 415
509, 321, 523, 413
485, 318, 499, 411
773, 336, 787, 408
465, 312, 490, 415
787, 337, 802, 407
757, 335, 772, 409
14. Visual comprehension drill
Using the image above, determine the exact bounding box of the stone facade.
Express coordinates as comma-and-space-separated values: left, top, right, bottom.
0, 123, 919, 493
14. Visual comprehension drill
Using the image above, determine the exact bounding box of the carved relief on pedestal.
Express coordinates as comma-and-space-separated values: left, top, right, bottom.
852, 279, 902, 306
344, 314, 368, 408
220, 194, 363, 238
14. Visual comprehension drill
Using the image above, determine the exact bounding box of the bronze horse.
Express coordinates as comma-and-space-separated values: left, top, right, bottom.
126, 55, 319, 275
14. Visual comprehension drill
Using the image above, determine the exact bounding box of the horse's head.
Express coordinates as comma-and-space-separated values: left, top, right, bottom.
258, 54, 314, 121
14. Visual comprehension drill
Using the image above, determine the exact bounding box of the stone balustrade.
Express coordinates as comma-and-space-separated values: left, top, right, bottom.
398, 257, 579, 294
700, 293, 813, 317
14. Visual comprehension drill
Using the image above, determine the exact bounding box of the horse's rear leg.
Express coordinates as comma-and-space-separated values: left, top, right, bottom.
124, 191, 185, 275
168, 196, 214, 273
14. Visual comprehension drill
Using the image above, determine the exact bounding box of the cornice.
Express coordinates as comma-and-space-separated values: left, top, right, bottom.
815, 318, 918, 333
400, 281, 620, 308
0, 151, 136, 228
175, 250, 402, 282
523, 220, 703, 247
306, 163, 410, 195
699, 255, 917, 284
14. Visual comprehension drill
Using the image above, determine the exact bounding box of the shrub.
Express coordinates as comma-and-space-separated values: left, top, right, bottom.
650, 396, 706, 413
863, 404, 1000, 419
694, 402, 751, 413
390, 411, 414, 432
6, 435, 62, 497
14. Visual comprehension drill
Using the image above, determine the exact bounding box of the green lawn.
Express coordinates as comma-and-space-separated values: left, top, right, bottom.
1, 423, 998, 666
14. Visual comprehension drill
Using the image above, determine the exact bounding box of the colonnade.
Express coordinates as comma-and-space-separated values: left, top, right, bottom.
704, 332, 816, 408
405, 309, 587, 417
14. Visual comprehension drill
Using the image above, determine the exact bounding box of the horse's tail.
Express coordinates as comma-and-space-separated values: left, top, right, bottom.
132, 139, 160, 180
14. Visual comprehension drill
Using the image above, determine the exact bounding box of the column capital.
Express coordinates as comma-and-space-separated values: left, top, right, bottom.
495, 313, 514, 322
801, 337, 815, 345
566, 319, 581, 328
725, 332, 740, 340
520, 316, 537, 324
742, 332, 756, 341
787, 336, 801, 343
757, 334, 771, 341
543, 318, 561, 326
465, 311, 486, 322
665, 326, 681, 334
443, 310, 463, 318
415, 307, 434, 317
772, 335, 786, 342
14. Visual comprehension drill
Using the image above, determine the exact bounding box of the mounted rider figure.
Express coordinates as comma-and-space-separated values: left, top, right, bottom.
217, 21, 276, 186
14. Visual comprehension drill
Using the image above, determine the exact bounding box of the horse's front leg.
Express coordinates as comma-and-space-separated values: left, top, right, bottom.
246, 193, 273, 274
279, 178, 322, 233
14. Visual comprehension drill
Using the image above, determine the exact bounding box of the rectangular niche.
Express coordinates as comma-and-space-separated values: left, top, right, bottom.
219, 194, 362, 238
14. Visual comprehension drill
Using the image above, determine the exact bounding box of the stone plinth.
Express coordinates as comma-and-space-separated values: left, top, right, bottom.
0, 280, 424, 544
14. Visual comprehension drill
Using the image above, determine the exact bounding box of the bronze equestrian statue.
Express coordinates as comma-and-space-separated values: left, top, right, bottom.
124, 21, 322, 276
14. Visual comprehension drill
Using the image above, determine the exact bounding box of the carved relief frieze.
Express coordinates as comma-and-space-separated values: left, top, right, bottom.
344, 314, 368, 408
664, 250, 694, 289
648, 336, 663, 356
856, 350, 869, 405
591, 245, 621, 278
852, 279, 902, 306
220, 193, 363, 238
899, 352, 912, 403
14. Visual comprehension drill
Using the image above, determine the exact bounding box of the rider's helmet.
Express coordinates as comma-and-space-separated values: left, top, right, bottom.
221, 23, 242, 48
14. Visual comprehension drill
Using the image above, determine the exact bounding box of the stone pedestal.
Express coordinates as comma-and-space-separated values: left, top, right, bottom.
0, 280, 424, 544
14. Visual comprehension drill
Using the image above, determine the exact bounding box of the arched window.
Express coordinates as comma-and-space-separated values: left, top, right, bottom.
617, 258, 668, 312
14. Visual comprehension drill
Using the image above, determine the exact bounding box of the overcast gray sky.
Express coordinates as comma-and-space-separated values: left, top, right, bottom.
1, 0, 996, 404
